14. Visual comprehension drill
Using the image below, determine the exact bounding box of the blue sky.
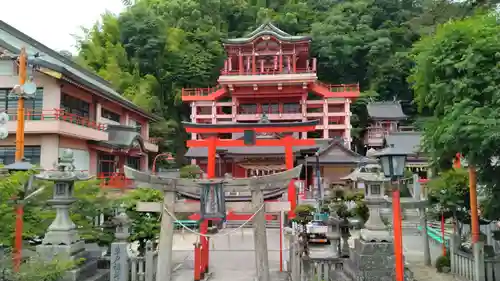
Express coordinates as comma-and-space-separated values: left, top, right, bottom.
0, 0, 125, 53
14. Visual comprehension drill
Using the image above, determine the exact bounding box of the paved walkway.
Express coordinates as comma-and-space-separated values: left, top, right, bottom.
171, 226, 462, 281
171, 228, 287, 281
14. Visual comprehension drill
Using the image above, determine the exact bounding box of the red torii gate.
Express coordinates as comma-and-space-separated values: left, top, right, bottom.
183, 120, 318, 272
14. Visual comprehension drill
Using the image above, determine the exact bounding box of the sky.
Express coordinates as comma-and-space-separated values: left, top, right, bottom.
0, 0, 125, 54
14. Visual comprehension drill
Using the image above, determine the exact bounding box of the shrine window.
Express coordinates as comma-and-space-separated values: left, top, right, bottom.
262, 103, 279, 114
127, 157, 141, 170
61, 93, 89, 118
240, 104, 257, 114
101, 108, 121, 123
283, 103, 300, 113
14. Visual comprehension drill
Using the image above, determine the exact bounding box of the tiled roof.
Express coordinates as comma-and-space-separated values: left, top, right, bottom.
384, 131, 423, 155
0, 21, 158, 121
305, 140, 377, 164
367, 101, 407, 120
224, 22, 311, 44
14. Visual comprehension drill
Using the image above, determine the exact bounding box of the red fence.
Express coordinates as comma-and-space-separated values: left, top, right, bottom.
6, 108, 106, 131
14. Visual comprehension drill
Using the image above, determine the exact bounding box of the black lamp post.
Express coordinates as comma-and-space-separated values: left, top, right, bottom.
374, 144, 407, 281
315, 151, 322, 211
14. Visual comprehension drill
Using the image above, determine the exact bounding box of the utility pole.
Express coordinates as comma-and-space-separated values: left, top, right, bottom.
15, 47, 26, 161
13, 47, 27, 272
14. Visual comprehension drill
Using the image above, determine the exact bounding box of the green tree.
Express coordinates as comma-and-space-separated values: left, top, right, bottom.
409, 12, 500, 216
426, 168, 470, 236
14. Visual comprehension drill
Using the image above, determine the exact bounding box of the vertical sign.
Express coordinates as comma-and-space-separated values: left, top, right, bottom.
110, 242, 129, 281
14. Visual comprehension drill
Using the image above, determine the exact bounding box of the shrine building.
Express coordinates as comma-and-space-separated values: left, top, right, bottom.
182, 23, 363, 186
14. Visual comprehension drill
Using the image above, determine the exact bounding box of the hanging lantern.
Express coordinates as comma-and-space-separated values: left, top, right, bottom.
200, 183, 226, 220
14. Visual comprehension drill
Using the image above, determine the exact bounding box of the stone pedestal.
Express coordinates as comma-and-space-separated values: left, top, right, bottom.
350, 239, 396, 281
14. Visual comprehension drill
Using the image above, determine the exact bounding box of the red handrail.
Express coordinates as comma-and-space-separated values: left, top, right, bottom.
97, 172, 134, 189
181, 85, 223, 97
6, 108, 107, 131
220, 68, 315, 75
316, 82, 360, 93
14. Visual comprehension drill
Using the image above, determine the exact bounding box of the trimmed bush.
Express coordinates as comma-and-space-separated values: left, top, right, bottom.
435, 255, 450, 272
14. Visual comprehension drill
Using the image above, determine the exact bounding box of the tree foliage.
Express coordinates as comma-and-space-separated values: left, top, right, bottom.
410, 12, 500, 217
74, 0, 476, 154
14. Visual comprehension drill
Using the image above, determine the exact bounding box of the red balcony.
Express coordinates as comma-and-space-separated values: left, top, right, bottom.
7, 108, 106, 131
98, 172, 134, 190
181, 85, 226, 101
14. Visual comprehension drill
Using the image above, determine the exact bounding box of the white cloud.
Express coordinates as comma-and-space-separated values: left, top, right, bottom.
0, 0, 125, 53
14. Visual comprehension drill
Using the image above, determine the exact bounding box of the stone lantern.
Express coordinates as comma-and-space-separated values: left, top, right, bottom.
36, 149, 92, 246
341, 163, 391, 241
34, 149, 108, 281
341, 163, 398, 281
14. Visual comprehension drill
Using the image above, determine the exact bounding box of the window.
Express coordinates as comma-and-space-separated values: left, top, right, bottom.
127, 157, 141, 170
101, 108, 121, 123
98, 154, 116, 175
0, 88, 44, 119
129, 119, 142, 132
262, 103, 279, 114
370, 184, 381, 195
0, 61, 14, 76
240, 104, 257, 114
0, 146, 41, 165
60, 93, 89, 117
283, 103, 300, 113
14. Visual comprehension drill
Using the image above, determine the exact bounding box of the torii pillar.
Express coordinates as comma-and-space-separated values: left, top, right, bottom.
183, 120, 318, 272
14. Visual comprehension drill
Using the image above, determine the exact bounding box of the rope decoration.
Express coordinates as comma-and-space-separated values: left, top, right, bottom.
162, 203, 265, 238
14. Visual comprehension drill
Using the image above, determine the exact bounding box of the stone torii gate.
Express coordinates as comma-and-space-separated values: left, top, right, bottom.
124, 164, 303, 281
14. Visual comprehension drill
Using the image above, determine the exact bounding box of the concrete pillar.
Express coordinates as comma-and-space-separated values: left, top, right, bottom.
251, 184, 270, 281
420, 207, 432, 266
156, 186, 176, 281
473, 241, 485, 281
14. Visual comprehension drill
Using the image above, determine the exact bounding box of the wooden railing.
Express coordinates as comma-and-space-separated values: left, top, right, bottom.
181, 85, 223, 97
6, 108, 106, 131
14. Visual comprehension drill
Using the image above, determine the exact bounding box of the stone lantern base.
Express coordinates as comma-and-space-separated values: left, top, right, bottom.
345, 238, 396, 281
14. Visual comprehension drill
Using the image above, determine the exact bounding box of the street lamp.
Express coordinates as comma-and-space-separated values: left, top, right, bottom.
151, 153, 175, 175
315, 151, 322, 211
374, 144, 407, 281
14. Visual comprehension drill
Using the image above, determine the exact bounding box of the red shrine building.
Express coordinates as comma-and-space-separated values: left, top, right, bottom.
182, 23, 360, 179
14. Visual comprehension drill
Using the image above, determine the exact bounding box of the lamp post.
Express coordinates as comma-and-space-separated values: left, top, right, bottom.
151, 153, 175, 175
315, 151, 322, 212
374, 144, 407, 281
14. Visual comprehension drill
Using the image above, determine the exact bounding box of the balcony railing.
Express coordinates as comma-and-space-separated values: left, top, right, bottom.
181, 85, 223, 98
98, 172, 134, 189
220, 68, 315, 75
6, 108, 106, 131
316, 82, 360, 93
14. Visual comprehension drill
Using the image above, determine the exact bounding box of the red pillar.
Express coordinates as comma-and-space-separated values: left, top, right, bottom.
252, 54, 256, 74
14, 204, 23, 271
392, 189, 404, 281
284, 136, 296, 218
194, 242, 202, 281
239, 55, 244, 74
201, 136, 216, 273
